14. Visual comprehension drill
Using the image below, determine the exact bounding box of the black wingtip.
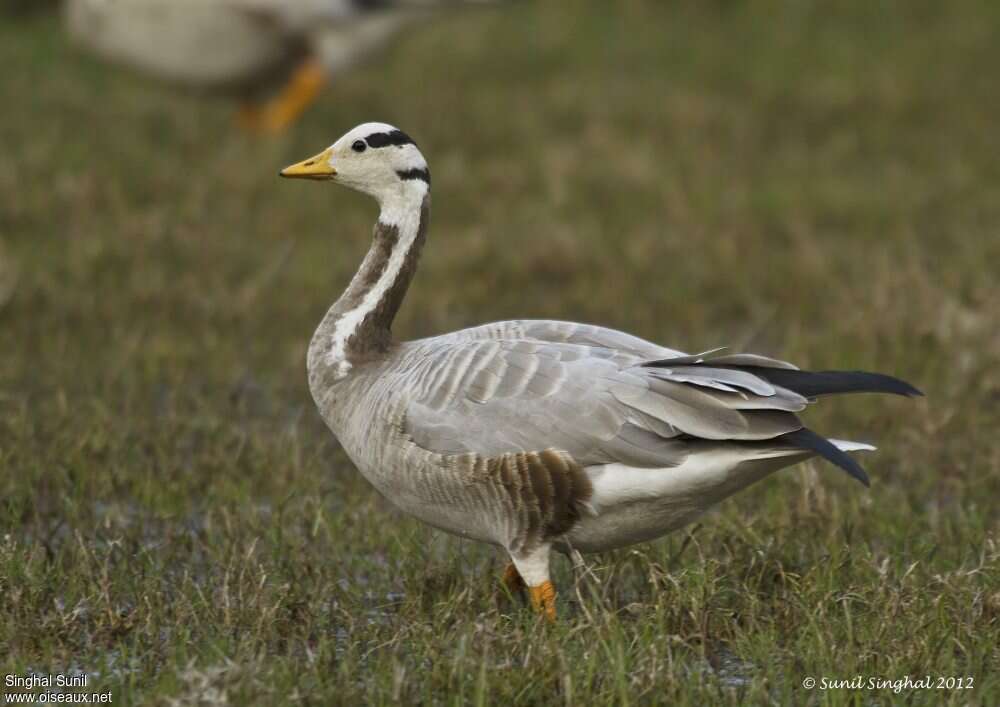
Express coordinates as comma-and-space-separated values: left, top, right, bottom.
860, 372, 924, 398
739, 367, 923, 399
781, 428, 871, 487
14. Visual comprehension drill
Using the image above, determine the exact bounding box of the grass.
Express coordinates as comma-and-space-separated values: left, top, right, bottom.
1, 0, 999, 704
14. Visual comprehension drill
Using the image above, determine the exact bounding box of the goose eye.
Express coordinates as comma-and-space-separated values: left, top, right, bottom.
351, 140, 367, 153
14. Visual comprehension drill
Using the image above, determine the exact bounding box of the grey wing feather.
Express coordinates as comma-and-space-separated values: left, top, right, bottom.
643, 350, 800, 370
403, 337, 806, 469
646, 365, 777, 396
406, 340, 640, 463
431, 319, 686, 359
708, 353, 799, 370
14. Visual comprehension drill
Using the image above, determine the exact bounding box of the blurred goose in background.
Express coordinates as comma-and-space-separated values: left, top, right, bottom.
278, 123, 922, 620
65, 0, 496, 133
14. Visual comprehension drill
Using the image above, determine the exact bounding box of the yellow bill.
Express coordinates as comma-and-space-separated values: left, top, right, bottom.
280, 148, 336, 180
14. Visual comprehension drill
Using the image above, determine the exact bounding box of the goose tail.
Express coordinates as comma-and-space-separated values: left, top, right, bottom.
778, 428, 876, 487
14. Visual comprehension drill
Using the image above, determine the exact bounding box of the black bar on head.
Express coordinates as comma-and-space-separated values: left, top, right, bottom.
366, 130, 416, 148
396, 167, 431, 185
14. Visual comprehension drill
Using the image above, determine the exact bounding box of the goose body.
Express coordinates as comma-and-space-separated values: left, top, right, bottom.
65, 0, 398, 90
281, 124, 921, 617
65, 1, 488, 131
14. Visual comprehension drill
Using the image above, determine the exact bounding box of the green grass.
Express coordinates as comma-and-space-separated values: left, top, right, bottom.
2, 1, 999, 704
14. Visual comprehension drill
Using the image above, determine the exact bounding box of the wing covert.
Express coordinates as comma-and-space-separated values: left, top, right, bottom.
402, 338, 807, 469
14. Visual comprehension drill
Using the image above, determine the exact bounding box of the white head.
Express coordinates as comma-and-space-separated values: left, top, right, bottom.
280, 122, 430, 210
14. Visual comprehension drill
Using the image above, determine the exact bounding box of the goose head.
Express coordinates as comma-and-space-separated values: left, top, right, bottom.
280, 122, 430, 206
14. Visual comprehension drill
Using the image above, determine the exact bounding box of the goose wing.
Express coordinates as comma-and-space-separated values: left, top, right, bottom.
403, 339, 810, 471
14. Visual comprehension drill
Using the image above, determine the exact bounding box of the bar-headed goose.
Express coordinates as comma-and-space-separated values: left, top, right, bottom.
280, 123, 921, 620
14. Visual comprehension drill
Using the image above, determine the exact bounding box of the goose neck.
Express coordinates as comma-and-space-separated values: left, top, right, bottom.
311, 189, 429, 380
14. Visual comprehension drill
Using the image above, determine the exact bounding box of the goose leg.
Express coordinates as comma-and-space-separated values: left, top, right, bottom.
509, 545, 557, 621
239, 57, 327, 134
501, 563, 526, 597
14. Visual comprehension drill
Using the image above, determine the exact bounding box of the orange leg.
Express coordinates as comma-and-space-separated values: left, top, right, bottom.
239, 57, 327, 134
505, 546, 557, 621
500, 564, 556, 620
502, 562, 526, 596
529, 581, 557, 621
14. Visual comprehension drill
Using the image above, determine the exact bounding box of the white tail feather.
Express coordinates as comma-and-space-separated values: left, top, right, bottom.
828, 439, 877, 453
742, 438, 876, 462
